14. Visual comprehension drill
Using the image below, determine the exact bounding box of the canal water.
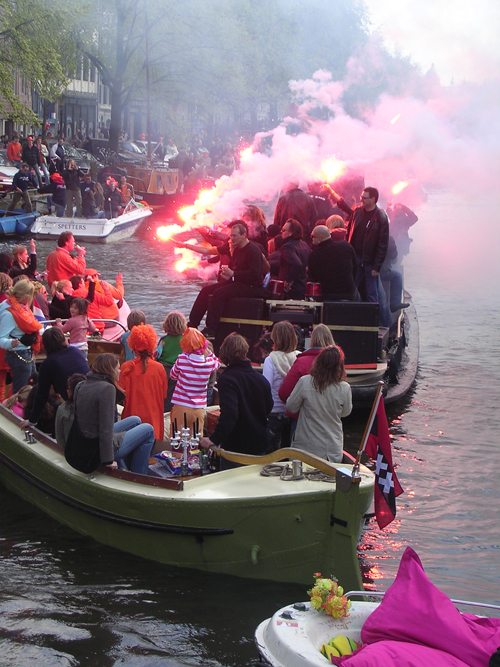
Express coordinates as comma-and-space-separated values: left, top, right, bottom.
0, 192, 499, 666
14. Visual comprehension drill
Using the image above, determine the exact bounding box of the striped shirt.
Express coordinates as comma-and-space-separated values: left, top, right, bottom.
170, 352, 220, 409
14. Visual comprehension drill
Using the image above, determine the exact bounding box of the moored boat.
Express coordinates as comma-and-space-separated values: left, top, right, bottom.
0, 209, 39, 236
31, 201, 152, 243
0, 406, 374, 589
255, 548, 500, 667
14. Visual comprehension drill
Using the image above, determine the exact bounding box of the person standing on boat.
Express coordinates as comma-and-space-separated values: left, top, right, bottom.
103, 178, 124, 219
200, 333, 273, 468
325, 185, 389, 305
278, 219, 310, 300
22, 136, 43, 187
10, 239, 39, 281
80, 173, 105, 219
307, 224, 359, 301
262, 321, 299, 452
38, 172, 67, 217
119, 175, 135, 203
0, 280, 42, 393
119, 324, 168, 441
50, 137, 65, 173
63, 159, 84, 217
273, 182, 317, 243
7, 135, 22, 167
169, 328, 220, 438
46, 232, 86, 286
6, 163, 38, 215
286, 345, 352, 463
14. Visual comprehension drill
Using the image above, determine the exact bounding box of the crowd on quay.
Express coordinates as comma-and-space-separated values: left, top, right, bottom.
3, 131, 137, 219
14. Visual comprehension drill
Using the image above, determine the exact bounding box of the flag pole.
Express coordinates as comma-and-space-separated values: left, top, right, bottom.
351, 381, 385, 478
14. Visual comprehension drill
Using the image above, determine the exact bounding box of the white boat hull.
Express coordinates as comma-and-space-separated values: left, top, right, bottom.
31, 207, 152, 243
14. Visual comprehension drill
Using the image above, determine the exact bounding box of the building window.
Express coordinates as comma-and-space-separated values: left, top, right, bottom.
90, 66, 95, 83
82, 57, 89, 81
76, 59, 82, 80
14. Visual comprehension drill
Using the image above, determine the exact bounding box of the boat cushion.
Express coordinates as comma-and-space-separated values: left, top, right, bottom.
331, 547, 500, 666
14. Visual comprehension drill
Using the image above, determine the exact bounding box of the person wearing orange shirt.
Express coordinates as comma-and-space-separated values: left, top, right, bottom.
119, 324, 168, 441
7, 136, 23, 166
119, 175, 135, 203
85, 268, 124, 321
45, 232, 86, 285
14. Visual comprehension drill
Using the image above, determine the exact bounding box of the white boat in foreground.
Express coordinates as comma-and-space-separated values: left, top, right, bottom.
31, 202, 152, 243
255, 548, 500, 667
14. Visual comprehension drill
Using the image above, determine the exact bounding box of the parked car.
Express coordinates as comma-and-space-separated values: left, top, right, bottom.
47, 141, 103, 173
0, 150, 18, 191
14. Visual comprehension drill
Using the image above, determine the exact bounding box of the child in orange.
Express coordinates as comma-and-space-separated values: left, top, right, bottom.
119, 324, 168, 441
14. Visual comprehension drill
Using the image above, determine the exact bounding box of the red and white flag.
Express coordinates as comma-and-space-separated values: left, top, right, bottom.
365, 395, 404, 529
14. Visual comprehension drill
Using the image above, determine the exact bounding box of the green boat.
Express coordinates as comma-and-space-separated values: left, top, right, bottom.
0, 405, 374, 590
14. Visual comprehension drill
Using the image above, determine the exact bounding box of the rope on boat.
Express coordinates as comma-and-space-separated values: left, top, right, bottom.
260, 463, 335, 483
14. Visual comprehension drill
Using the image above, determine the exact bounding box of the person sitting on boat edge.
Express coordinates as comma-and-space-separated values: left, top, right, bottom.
185, 220, 268, 337
286, 345, 352, 463
45, 232, 86, 285
6, 163, 38, 216
55, 373, 87, 449
199, 333, 273, 470
70, 353, 155, 475
169, 327, 220, 438
119, 324, 168, 441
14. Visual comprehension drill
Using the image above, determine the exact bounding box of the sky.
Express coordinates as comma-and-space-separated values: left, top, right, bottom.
363, 0, 500, 84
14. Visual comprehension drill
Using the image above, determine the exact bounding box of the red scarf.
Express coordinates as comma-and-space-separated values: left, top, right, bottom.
7, 295, 43, 354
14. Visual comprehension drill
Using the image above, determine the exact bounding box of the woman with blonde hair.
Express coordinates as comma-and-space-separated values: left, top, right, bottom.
262, 320, 299, 451
286, 345, 352, 462
0, 279, 42, 391
10, 238, 38, 281
69, 353, 155, 475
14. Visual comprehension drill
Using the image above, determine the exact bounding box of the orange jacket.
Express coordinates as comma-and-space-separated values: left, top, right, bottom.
46, 248, 86, 286
120, 359, 168, 439
7, 141, 22, 162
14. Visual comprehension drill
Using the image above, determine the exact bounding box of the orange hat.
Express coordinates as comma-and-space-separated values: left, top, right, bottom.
180, 328, 207, 354
84, 268, 101, 277
128, 324, 158, 355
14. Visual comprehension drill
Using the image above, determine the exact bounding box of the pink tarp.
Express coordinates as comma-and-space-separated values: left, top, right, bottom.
331, 547, 500, 667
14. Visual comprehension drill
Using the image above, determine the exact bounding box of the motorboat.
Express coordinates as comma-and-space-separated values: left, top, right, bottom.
0, 208, 39, 236
0, 407, 374, 590
255, 547, 500, 667
31, 200, 152, 243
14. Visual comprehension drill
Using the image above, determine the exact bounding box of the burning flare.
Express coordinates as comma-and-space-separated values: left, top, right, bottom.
156, 225, 182, 241
392, 181, 408, 195
390, 114, 401, 125
321, 157, 345, 183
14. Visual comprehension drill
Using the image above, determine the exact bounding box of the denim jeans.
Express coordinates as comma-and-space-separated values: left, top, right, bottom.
5, 348, 36, 393
113, 417, 155, 475
355, 259, 379, 302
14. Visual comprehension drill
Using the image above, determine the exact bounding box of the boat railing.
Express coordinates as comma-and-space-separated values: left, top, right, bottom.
41, 319, 127, 332
345, 590, 500, 612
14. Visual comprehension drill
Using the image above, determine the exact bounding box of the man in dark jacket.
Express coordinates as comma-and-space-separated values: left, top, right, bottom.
308, 225, 359, 301
325, 185, 389, 303
274, 182, 317, 242
279, 219, 310, 300
6, 163, 38, 214
200, 333, 273, 465
21, 136, 43, 186
188, 221, 267, 336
